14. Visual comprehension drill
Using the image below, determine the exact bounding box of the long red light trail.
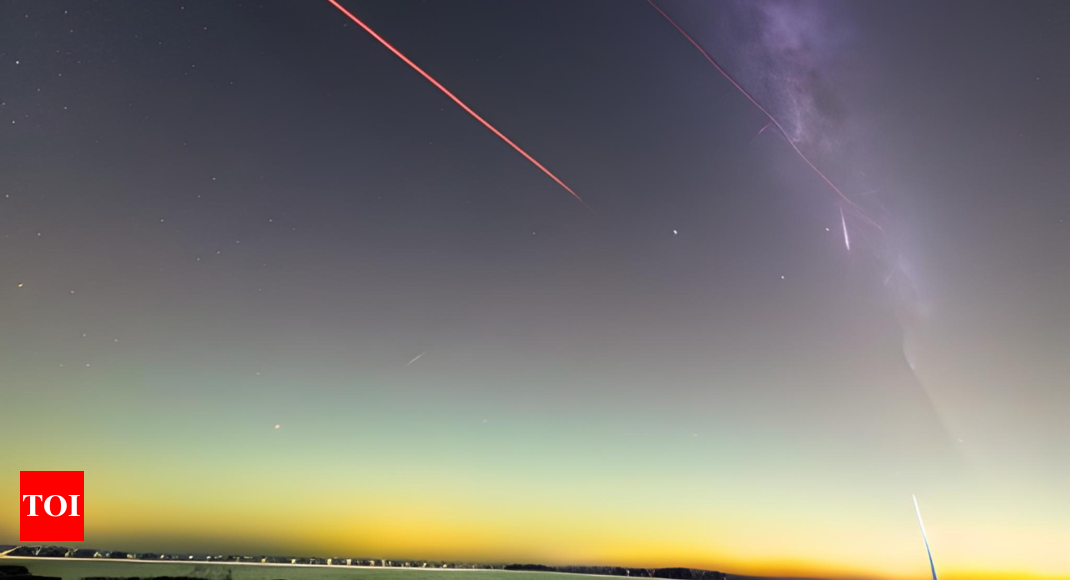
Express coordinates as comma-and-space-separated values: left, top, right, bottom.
645, 0, 879, 229
323, 0, 587, 209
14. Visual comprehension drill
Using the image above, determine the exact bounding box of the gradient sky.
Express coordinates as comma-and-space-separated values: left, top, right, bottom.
2, 1, 1068, 580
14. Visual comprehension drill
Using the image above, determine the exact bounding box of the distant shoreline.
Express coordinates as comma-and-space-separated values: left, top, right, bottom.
0, 554, 836, 580
0, 552, 727, 580
2, 557, 509, 573
0, 555, 739, 580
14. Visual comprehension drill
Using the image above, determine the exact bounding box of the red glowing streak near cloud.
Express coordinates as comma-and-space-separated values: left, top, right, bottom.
323, 0, 588, 209
645, 0, 879, 230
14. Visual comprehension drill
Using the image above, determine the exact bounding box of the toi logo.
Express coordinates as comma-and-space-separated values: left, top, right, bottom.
20, 471, 84, 541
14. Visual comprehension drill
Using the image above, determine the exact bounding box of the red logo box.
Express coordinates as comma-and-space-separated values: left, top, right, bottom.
20, 471, 84, 541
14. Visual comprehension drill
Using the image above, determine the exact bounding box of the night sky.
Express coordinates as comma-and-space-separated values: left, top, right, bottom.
2, 2, 1068, 580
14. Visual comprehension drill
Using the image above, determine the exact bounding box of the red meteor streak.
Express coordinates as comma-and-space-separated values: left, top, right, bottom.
749, 121, 772, 145
323, 0, 588, 209
645, 0, 879, 229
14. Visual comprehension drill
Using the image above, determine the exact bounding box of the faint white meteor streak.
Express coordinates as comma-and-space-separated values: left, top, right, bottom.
404, 351, 425, 367
913, 494, 938, 580
840, 207, 851, 250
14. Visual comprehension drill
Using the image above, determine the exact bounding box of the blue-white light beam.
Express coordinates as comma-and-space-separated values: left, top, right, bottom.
913, 494, 938, 580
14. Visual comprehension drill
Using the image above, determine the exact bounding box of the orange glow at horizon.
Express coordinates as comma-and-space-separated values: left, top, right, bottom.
3, 465, 1068, 580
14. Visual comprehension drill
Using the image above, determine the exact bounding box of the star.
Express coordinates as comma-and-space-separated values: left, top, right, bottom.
672, 229, 678, 235
274, 424, 281, 430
